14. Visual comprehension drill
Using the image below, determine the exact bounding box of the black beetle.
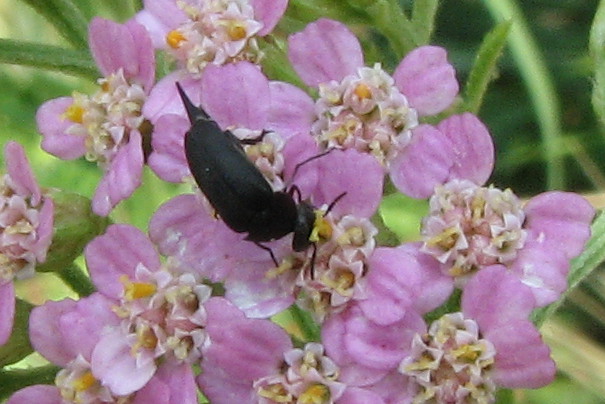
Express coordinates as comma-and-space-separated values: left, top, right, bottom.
176, 83, 341, 265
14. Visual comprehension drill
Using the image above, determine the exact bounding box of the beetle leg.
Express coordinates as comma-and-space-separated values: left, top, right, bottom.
240, 129, 272, 145
254, 242, 279, 266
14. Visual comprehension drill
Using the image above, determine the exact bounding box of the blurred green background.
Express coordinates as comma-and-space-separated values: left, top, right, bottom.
1, 0, 605, 402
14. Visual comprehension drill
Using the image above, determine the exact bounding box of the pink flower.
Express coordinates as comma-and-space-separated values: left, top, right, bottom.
8, 293, 196, 403
135, 0, 288, 76
285, 18, 459, 173
401, 265, 556, 402
322, 265, 555, 403
418, 180, 593, 306
36, 17, 155, 216
198, 297, 379, 403
0, 141, 53, 345
83, 224, 211, 396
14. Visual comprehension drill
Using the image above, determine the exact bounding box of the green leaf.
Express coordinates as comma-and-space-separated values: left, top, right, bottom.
411, 0, 439, 44
482, 0, 565, 190
463, 20, 512, 114
532, 210, 605, 326
0, 39, 98, 80
590, 0, 605, 129
0, 364, 60, 401
18, 0, 89, 49
0, 300, 34, 368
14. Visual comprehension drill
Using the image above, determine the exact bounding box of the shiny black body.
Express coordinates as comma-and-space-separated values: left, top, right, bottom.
177, 83, 316, 253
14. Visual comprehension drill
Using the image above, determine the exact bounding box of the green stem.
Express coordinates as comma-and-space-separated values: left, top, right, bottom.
590, 0, 605, 130
56, 263, 95, 297
482, 0, 565, 190
288, 304, 321, 342
18, 0, 89, 49
366, 0, 419, 56
0, 365, 60, 401
0, 39, 98, 80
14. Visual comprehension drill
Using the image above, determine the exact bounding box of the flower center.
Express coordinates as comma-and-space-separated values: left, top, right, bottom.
63, 69, 146, 167
421, 180, 527, 280
400, 313, 497, 404
164, 0, 264, 76
116, 268, 210, 363
312, 64, 418, 166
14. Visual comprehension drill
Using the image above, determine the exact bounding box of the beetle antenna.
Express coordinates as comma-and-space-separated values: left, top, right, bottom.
289, 148, 336, 185
325, 192, 347, 216
176, 82, 209, 123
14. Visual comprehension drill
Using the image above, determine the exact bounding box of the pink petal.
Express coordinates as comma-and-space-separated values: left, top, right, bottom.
133, 362, 197, 404
524, 191, 594, 259
148, 114, 190, 183
89, 18, 155, 89
510, 238, 570, 307
200, 62, 270, 130
36, 97, 87, 160
138, 0, 187, 46
133, 9, 174, 49
462, 265, 536, 331
390, 124, 454, 198
92, 328, 157, 396
92, 130, 144, 216
149, 194, 244, 282
314, 149, 383, 218
0, 282, 15, 346
198, 297, 291, 402
7, 385, 62, 404
437, 113, 494, 185
33, 198, 54, 263
85, 224, 161, 299
4, 142, 41, 204
251, 0, 288, 36
339, 387, 386, 404
394, 46, 458, 116
29, 294, 119, 366
321, 307, 390, 387
360, 244, 453, 325
487, 319, 556, 389
143, 72, 201, 123
344, 307, 425, 371
281, 133, 321, 199
57, 293, 120, 361
288, 18, 364, 87
29, 298, 79, 366
267, 81, 315, 138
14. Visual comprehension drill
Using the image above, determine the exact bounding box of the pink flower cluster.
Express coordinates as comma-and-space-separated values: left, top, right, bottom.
5, 2, 596, 403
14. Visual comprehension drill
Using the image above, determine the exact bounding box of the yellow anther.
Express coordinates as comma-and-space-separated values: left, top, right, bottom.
136, 326, 158, 350
64, 103, 85, 124
299, 384, 330, 404
120, 274, 157, 300
354, 83, 372, 100
227, 21, 247, 41
166, 30, 187, 49
471, 195, 486, 220
72, 371, 97, 392
452, 344, 482, 363
309, 211, 332, 243
426, 227, 459, 251
257, 383, 292, 402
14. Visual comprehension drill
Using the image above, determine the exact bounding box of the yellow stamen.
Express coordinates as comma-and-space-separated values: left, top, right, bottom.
72, 371, 97, 392
354, 83, 372, 100
166, 30, 187, 49
120, 274, 157, 300
227, 21, 247, 41
452, 344, 482, 363
299, 384, 330, 404
257, 383, 292, 402
64, 103, 85, 124
471, 195, 486, 221
309, 211, 332, 243
426, 227, 459, 251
